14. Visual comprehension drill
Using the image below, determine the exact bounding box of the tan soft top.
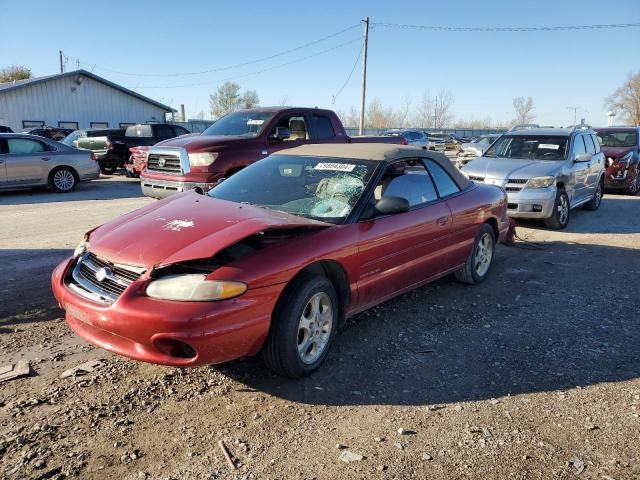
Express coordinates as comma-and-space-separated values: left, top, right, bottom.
278, 143, 470, 189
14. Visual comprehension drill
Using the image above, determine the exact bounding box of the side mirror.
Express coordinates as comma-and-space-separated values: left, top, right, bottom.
270, 127, 290, 141
375, 196, 410, 215
574, 153, 592, 163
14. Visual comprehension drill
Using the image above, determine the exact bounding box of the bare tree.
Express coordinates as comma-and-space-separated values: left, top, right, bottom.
278, 95, 289, 107
434, 89, 455, 129
512, 96, 535, 125
366, 98, 402, 129
0, 65, 32, 83
605, 71, 640, 126
412, 93, 434, 128
241, 90, 260, 109
453, 117, 493, 129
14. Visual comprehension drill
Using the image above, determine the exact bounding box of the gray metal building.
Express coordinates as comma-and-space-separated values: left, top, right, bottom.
0, 69, 175, 132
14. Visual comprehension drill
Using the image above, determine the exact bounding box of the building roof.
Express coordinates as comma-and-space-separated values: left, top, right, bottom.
0, 69, 176, 112
276, 143, 470, 189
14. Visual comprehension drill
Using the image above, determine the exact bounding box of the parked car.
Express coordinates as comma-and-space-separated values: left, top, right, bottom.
428, 134, 459, 150
99, 124, 191, 174
124, 146, 150, 178
22, 126, 74, 141
0, 133, 99, 192
52, 143, 509, 377
462, 128, 605, 229
456, 134, 502, 168
382, 128, 431, 147
62, 128, 126, 173
594, 127, 640, 195
140, 107, 407, 199
0, 125, 13, 133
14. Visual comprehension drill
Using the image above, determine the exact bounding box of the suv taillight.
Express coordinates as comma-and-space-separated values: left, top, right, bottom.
401, 138, 408, 145
90, 152, 97, 161
105, 140, 112, 150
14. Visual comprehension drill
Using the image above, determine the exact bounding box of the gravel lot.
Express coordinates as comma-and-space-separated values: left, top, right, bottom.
1, 170, 639, 480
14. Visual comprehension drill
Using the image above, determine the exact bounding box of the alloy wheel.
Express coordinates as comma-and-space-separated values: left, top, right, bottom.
474, 232, 494, 277
53, 170, 75, 191
558, 194, 569, 226
297, 292, 333, 365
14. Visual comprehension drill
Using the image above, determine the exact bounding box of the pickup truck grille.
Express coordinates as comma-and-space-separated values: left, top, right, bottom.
69, 252, 144, 303
147, 153, 182, 173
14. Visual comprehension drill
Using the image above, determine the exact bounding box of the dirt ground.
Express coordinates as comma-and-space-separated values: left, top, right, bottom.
0, 172, 639, 480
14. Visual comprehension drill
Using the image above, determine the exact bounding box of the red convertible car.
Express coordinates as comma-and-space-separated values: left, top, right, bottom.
52, 144, 509, 377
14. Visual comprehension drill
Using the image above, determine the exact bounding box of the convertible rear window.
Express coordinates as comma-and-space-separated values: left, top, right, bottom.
209, 154, 378, 223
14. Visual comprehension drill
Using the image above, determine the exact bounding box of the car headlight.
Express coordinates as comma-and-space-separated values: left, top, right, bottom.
525, 176, 555, 188
74, 238, 89, 258
188, 152, 218, 166
618, 152, 633, 167
146, 274, 247, 301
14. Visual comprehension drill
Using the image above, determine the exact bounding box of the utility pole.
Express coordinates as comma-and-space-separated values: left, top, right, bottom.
358, 17, 369, 136
566, 106, 578, 127
59, 50, 64, 73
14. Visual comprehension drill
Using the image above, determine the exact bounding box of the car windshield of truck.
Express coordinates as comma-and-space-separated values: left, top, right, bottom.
209, 154, 377, 223
201, 111, 275, 138
484, 135, 569, 160
126, 125, 153, 138
597, 131, 637, 148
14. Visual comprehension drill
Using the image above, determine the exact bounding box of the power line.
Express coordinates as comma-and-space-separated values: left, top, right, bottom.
332, 44, 363, 104
372, 22, 640, 32
130, 37, 361, 89
76, 23, 360, 78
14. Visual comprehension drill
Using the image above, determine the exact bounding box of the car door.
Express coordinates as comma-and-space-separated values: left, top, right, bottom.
585, 133, 604, 193
265, 112, 312, 155
356, 160, 452, 309
5, 137, 53, 186
307, 113, 347, 145
568, 134, 590, 203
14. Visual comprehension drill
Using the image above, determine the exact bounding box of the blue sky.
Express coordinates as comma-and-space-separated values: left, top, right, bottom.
1, 0, 638, 126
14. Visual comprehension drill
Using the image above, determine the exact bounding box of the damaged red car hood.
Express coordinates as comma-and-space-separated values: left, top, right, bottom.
601, 146, 632, 159
87, 192, 331, 268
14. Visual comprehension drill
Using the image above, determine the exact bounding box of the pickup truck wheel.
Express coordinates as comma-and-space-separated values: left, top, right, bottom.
49, 167, 77, 192
262, 274, 338, 378
583, 177, 604, 210
454, 224, 495, 285
544, 189, 570, 229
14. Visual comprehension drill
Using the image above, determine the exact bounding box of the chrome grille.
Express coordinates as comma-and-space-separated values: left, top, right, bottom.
508, 178, 528, 184
505, 186, 523, 192
147, 153, 182, 173
69, 252, 144, 303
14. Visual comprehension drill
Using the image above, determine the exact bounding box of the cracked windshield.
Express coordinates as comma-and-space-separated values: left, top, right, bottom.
209, 155, 377, 222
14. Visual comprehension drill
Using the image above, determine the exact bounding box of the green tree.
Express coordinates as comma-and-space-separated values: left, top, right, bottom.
0, 65, 32, 83
209, 82, 260, 118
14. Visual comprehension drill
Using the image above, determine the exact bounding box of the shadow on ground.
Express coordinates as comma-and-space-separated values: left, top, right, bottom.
0, 176, 143, 206
219, 240, 640, 406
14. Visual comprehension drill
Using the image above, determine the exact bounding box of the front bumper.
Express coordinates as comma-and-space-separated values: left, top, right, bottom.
504, 187, 557, 219
140, 177, 217, 199
51, 257, 283, 367
605, 166, 635, 190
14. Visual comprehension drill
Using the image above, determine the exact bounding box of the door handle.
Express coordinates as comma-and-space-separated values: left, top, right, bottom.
41, 157, 50, 161
436, 216, 448, 226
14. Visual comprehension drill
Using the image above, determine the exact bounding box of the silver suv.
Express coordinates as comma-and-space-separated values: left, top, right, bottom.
461, 128, 605, 229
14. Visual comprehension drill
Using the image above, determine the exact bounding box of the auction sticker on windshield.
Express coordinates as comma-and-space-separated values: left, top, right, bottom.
247, 119, 264, 125
314, 162, 356, 172
538, 144, 560, 150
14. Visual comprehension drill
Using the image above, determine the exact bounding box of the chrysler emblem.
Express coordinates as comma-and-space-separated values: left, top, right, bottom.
158, 158, 166, 168
95, 267, 112, 282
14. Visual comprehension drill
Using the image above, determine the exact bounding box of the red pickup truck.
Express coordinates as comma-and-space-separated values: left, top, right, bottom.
140, 107, 406, 198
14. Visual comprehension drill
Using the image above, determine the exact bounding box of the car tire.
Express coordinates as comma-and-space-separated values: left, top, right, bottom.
544, 189, 570, 229
583, 177, 604, 210
454, 223, 496, 285
262, 273, 338, 378
100, 166, 116, 175
48, 167, 77, 193
625, 167, 640, 195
